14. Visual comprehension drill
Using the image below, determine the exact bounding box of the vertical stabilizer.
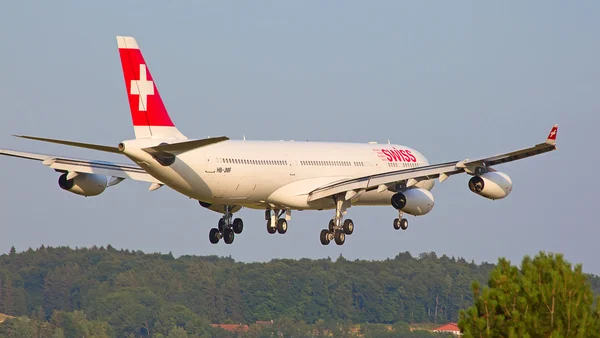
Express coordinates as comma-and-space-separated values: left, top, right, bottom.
116, 36, 186, 140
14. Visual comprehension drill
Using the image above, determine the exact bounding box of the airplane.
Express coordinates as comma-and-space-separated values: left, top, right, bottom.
0, 36, 558, 246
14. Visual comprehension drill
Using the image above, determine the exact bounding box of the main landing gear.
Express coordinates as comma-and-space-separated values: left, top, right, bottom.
320, 195, 353, 246
265, 209, 289, 235
209, 206, 244, 244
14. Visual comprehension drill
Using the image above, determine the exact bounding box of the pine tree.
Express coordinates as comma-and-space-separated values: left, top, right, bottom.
459, 252, 600, 337
0, 280, 3, 313
2, 277, 15, 315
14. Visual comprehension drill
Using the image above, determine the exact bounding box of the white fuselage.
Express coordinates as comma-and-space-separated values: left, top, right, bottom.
122, 140, 434, 211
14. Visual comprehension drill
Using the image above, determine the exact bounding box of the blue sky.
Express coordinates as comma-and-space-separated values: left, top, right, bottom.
1, 2, 598, 272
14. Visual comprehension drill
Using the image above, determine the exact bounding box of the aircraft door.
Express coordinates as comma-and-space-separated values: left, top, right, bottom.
287, 155, 296, 176
205, 155, 216, 173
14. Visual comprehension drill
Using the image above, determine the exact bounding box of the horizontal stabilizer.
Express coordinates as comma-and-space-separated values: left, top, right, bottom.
14, 135, 120, 154
142, 136, 229, 155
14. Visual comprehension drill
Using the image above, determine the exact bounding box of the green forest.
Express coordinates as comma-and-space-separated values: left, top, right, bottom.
0, 246, 598, 337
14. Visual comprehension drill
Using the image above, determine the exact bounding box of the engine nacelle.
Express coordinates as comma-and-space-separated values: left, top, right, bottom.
198, 201, 242, 214
58, 173, 107, 197
468, 171, 512, 200
390, 188, 435, 216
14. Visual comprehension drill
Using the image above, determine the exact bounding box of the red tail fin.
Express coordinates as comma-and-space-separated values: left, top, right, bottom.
117, 36, 186, 140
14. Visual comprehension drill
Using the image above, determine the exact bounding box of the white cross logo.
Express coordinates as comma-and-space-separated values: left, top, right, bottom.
130, 64, 154, 111
550, 130, 556, 137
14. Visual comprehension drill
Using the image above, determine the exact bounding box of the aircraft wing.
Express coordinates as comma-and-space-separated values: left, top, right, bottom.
308, 125, 558, 202
0, 149, 161, 183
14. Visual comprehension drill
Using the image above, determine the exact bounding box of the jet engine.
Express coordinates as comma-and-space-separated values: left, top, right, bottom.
199, 201, 242, 214
468, 171, 512, 200
390, 188, 435, 216
58, 173, 107, 197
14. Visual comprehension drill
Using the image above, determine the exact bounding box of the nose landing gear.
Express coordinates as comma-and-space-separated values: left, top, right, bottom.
392, 207, 409, 231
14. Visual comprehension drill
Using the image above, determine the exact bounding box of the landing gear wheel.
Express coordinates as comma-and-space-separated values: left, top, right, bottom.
223, 228, 235, 244
233, 218, 244, 234
393, 218, 401, 230
328, 219, 335, 232
209, 228, 220, 244
277, 218, 288, 234
218, 218, 226, 233
343, 219, 354, 235
267, 220, 276, 234
400, 218, 408, 230
334, 231, 346, 245
320, 229, 331, 245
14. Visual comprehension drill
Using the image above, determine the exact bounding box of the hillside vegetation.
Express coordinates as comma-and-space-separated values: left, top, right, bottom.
0, 246, 598, 337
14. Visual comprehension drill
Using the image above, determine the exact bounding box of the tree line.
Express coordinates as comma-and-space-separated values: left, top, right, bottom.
0, 245, 598, 337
